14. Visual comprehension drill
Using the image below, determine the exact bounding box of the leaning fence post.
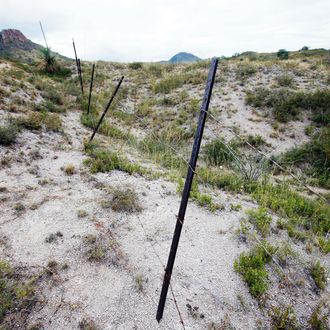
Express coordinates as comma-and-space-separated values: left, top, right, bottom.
156, 57, 218, 322
89, 76, 124, 142
87, 63, 95, 114
72, 39, 84, 96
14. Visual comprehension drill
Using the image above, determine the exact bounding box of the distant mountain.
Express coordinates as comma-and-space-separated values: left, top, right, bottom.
168, 52, 201, 63
0, 29, 69, 63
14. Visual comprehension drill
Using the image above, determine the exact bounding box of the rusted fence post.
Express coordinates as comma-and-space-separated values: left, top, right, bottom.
89, 76, 124, 142
156, 58, 218, 322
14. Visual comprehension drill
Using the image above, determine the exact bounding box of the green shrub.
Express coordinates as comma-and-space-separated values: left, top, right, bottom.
310, 261, 327, 290
110, 187, 142, 213
246, 207, 272, 237
203, 138, 235, 166
153, 74, 185, 94
277, 49, 289, 60
281, 128, 330, 188
235, 63, 257, 80
0, 124, 17, 145
270, 304, 299, 330
308, 298, 329, 330
84, 146, 146, 176
128, 62, 143, 70
234, 245, 271, 298
246, 134, 266, 147
276, 74, 293, 87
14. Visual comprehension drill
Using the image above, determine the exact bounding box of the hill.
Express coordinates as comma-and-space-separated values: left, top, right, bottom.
168, 52, 201, 63
0, 46, 329, 329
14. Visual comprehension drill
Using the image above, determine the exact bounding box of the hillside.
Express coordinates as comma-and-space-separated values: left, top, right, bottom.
0, 47, 329, 329
169, 52, 201, 63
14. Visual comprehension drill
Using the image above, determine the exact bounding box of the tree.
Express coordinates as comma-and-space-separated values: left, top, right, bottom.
277, 49, 289, 60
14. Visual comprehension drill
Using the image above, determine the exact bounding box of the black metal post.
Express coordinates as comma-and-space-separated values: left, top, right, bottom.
156, 58, 218, 322
77, 58, 84, 95
89, 76, 124, 142
87, 63, 95, 115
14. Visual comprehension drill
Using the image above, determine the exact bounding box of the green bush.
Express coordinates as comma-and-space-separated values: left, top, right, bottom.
277, 49, 289, 60
310, 261, 327, 290
203, 138, 235, 166
270, 304, 299, 330
128, 62, 143, 70
276, 74, 294, 87
246, 207, 272, 237
110, 187, 142, 213
234, 245, 273, 298
246, 134, 266, 147
281, 128, 330, 188
0, 124, 17, 145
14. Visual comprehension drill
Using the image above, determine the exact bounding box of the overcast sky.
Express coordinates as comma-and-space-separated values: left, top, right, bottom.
1, 0, 329, 62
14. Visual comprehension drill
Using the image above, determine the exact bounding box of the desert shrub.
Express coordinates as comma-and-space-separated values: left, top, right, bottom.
276, 74, 294, 87
43, 113, 62, 132
246, 207, 272, 237
310, 261, 327, 290
138, 135, 186, 170
128, 62, 143, 70
270, 304, 299, 330
246, 134, 266, 147
148, 64, 163, 77
308, 298, 330, 330
84, 146, 146, 176
203, 138, 235, 166
246, 88, 330, 124
281, 128, 330, 188
16, 112, 43, 130
42, 88, 64, 105
0, 124, 17, 145
234, 244, 273, 298
110, 187, 142, 213
235, 63, 257, 79
0, 260, 37, 325
152, 74, 185, 94
277, 49, 289, 60
63, 164, 76, 175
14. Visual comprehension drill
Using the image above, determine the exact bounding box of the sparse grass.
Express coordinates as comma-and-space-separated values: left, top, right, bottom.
246, 207, 272, 237
0, 260, 38, 326
235, 63, 257, 80
178, 178, 220, 212
270, 304, 299, 330
0, 124, 17, 145
308, 298, 330, 330
63, 164, 76, 175
310, 261, 327, 290
246, 134, 266, 147
84, 144, 147, 176
110, 187, 142, 213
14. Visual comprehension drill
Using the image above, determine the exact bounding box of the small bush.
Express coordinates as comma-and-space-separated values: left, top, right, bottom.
234, 245, 270, 298
0, 124, 17, 145
276, 74, 293, 87
235, 63, 257, 80
308, 298, 329, 330
110, 187, 142, 213
128, 62, 143, 70
270, 304, 299, 330
152, 74, 185, 94
203, 138, 235, 166
246, 207, 272, 237
63, 164, 76, 175
246, 134, 266, 147
310, 261, 327, 290
277, 49, 289, 60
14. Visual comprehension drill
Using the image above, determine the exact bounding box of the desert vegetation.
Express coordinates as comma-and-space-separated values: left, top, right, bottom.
0, 46, 329, 329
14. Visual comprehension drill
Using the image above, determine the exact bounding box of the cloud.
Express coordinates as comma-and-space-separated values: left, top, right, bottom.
0, 0, 329, 61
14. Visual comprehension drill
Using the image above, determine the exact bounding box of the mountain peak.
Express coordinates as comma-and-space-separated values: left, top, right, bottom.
168, 52, 201, 63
